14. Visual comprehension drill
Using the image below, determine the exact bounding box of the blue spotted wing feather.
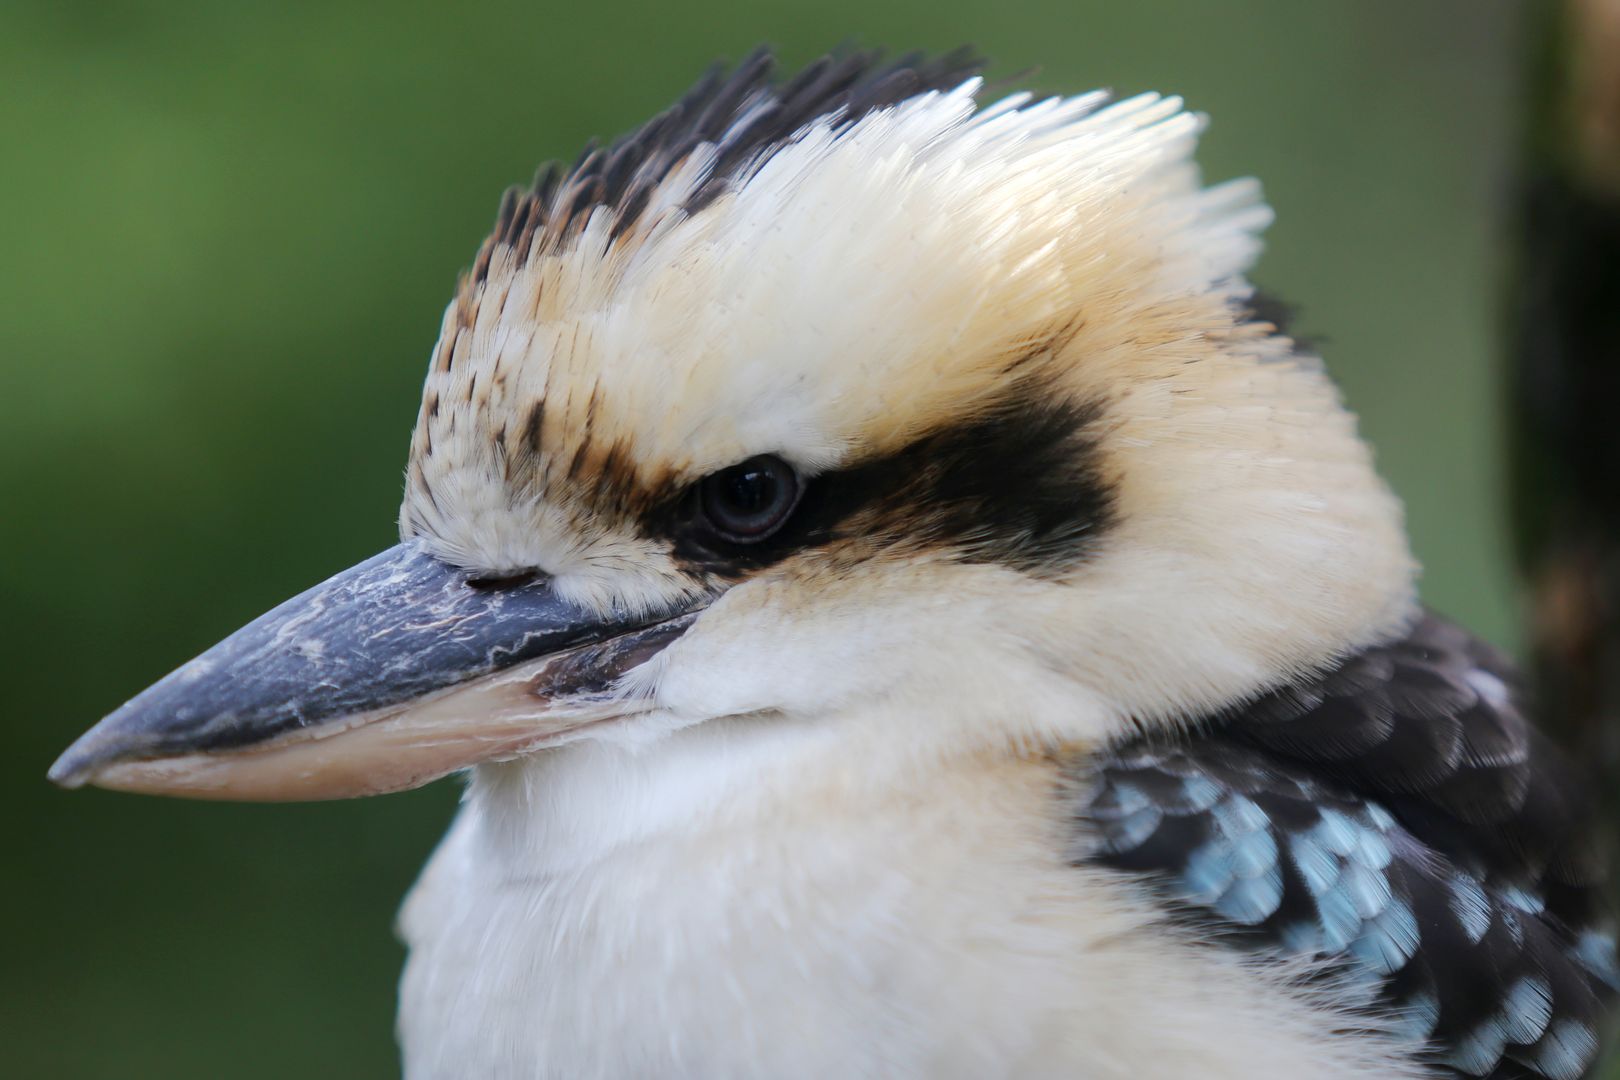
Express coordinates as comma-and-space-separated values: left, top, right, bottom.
1228, 615, 1606, 931
1075, 613, 1616, 1079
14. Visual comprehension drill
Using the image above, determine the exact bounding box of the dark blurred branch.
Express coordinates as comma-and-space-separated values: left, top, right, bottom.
1511, 0, 1620, 802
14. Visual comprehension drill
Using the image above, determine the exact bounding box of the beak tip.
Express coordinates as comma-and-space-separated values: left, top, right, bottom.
48, 714, 146, 791
47, 745, 96, 789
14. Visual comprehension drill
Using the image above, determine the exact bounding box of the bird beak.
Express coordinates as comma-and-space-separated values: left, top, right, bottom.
47, 540, 697, 801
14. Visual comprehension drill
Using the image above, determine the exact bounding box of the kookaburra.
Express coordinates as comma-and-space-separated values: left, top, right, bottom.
50, 50, 1618, 1079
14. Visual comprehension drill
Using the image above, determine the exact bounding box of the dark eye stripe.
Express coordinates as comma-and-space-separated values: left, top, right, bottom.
649, 390, 1115, 579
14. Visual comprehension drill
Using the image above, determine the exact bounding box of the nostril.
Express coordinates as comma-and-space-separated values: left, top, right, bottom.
465, 569, 541, 591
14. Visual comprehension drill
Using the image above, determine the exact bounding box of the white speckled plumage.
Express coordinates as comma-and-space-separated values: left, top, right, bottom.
390, 54, 1433, 1078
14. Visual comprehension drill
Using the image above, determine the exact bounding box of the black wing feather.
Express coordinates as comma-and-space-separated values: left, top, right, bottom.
1231, 615, 1605, 927
1072, 612, 1616, 1079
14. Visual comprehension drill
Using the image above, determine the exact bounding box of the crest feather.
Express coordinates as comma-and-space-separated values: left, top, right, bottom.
470, 47, 986, 284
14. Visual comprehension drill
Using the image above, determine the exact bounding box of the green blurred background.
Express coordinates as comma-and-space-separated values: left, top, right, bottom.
1, 0, 1542, 1075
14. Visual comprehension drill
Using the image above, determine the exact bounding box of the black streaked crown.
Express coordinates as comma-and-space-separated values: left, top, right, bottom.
472, 47, 986, 283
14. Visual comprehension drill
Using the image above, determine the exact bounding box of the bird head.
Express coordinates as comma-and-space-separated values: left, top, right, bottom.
50, 50, 1415, 802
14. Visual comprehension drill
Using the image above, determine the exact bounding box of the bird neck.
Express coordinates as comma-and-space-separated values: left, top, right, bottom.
458, 707, 1043, 879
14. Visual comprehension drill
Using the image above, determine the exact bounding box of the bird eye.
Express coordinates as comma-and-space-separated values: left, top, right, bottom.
698, 455, 801, 542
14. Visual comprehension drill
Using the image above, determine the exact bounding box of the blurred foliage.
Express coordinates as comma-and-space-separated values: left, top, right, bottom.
2, 1, 1539, 1075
